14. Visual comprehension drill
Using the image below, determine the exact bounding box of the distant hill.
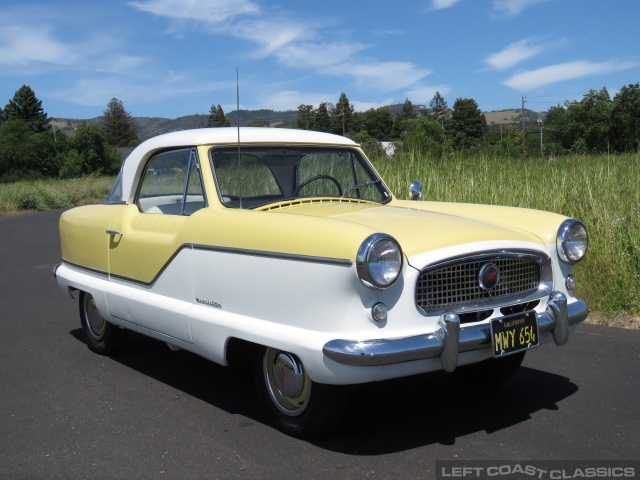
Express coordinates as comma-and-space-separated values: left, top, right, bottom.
50, 106, 539, 142
50, 109, 299, 142
484, 108, 543, 126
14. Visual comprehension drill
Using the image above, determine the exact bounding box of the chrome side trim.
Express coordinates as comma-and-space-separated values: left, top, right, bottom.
191, 244, 353, 267
59, 259, 109, 278
62, 245, 353, 288
322, 295, 589, 367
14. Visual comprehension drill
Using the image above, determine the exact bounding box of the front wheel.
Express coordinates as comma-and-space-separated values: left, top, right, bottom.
79, 291, 128, 355
253, 347, 347, 438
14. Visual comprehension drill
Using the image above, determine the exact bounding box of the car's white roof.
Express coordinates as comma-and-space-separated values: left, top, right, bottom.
118, 127, 359, 202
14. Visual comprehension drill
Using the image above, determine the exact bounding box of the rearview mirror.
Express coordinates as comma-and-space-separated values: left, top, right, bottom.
409, 181, 423, 201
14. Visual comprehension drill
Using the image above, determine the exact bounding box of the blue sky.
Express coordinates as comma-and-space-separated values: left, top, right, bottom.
1, 0, 638, 119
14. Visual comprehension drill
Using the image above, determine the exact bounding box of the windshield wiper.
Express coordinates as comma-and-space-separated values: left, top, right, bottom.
341, 179, 381, 198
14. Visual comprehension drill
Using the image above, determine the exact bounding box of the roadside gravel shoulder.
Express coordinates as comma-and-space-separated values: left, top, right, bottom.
585, 313, 639, 330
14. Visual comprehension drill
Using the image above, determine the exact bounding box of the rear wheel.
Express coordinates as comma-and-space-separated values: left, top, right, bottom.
253, 347, 347, 438
79, 291, 128, 355
453, 351, 526, 387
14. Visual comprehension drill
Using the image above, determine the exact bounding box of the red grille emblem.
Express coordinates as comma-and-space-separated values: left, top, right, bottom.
478, 263, 500, 291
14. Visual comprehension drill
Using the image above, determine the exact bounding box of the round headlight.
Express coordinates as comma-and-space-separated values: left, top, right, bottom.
557, 219, 588, 263
356, 234, 403, 288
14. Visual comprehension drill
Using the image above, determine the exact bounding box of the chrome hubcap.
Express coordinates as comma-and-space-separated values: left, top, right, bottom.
83, 294, 106, 341
263, 348, 311, 416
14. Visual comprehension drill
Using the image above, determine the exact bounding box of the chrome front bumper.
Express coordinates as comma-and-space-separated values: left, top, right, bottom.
322, 292, 589, 371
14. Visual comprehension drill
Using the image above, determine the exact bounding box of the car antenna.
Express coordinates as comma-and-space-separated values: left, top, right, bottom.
236, 66, 242, 209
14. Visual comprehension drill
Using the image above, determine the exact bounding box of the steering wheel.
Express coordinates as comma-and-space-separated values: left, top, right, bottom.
292, 175, 343, 196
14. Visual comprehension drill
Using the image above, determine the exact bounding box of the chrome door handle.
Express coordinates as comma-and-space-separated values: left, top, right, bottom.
106, 229, 123, 236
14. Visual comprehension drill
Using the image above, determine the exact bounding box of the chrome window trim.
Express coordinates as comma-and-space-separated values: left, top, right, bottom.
208, 145, 393, 210
134, 147, 208, 215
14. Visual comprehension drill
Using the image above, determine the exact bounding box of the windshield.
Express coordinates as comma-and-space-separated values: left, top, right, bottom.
209, 146, 390, 209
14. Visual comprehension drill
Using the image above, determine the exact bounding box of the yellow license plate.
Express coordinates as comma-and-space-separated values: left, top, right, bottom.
490, 311, 539, 357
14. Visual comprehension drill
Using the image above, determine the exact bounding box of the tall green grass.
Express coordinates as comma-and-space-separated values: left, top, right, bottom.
371, 151, 640, 317
0, 176, 114, 215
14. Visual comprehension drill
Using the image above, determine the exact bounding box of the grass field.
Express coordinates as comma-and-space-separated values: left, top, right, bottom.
2, 151, 638, 326
370, 150, 640, 325
0, 176, 114, 214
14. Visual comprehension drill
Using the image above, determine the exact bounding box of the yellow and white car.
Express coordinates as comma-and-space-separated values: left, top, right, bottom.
53, 127, 589, 437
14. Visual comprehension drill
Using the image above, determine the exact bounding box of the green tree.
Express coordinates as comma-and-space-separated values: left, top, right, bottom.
0, 120, 62, 179
246, 119, 269, 127
297, 104, 314, 130
352, 131, 385, 159
207, 104, 230, 127
3, 85, 49, 132
314, 102, 331, 132
448, 98, 487, 150
429, 91, 449, 127
611, 83, 640, 152
331, 92, 354, 135
100, 98, 139, 147
400, 116, 446, 155
61, 123, 121, 177
484, 125, 522, 158
392, 98, 416, 139
544, 105, 571, 151
358, 106, 393, 140
567, 88, 613, 153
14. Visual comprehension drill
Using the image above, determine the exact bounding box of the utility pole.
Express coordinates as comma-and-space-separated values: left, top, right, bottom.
521, 96, 526, 159
538, 115, 543, 156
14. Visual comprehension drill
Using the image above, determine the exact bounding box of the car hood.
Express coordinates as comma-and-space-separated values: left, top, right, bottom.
264, 200, 544, 257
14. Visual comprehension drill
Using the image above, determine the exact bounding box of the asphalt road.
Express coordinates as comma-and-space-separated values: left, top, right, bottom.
1, 209, 639, 480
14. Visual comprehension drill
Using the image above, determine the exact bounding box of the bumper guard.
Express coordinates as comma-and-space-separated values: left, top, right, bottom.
322, 292, 588, 370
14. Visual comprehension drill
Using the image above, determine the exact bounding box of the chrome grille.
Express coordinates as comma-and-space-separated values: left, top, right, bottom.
416, 255, 542, 313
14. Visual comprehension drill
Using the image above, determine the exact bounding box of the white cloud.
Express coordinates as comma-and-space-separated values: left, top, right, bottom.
53, 75, 225, 108
337, 62, 433, 92
275, 42, 367, 69
0, 24, 78, 67
128, 0, 259, 24
0, 22, 148, 78
240, 21, 310, 58
492, 0, 549, 16
431, 0, 461, 10
485, 39, 546, 70
129, 0, 431, 99
503, 59, 639, 90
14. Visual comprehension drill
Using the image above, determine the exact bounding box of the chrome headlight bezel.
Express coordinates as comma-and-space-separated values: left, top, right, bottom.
356, 233, 403, 289
557, 219, 588, 264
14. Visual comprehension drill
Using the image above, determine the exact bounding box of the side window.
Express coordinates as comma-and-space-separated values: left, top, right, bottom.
137, 149, 206, 215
